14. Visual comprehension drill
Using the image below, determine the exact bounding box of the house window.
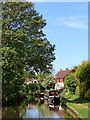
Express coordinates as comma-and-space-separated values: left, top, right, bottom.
62, 79, 63, 82
60, 79, 63, 82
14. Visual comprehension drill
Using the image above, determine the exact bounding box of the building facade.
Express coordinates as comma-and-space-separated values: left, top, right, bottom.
55, 68, 76, 90
25, 78, 40, 85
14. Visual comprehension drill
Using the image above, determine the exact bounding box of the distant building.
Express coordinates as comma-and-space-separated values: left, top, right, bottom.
55, 68, 76, 90
25, 78, 40, 85
31, 79, 40, 84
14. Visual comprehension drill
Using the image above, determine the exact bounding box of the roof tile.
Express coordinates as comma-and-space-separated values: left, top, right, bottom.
56, 69, 72, 79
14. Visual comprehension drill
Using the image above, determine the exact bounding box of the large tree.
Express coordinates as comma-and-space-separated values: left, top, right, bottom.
2, 2, 55, 102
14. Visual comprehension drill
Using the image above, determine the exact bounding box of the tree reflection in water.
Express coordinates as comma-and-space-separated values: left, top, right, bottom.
2, 96, 74, 119
38, 102, 56, 118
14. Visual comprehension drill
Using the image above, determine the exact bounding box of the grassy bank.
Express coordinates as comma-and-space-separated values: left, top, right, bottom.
61, 92, 89, 107
61, 96, 89, 118
60, 92, 89, 118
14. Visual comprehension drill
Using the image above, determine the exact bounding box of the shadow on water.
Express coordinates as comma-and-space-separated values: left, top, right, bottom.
2, 95, 77, 119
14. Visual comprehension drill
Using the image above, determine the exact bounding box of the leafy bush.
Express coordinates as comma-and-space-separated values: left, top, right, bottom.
26, 83, 45, 95
19, 84, 27, 97
84, 89, 90, 101
79, 82, 86, 98
58, 89, 63, 93
75, 86, 79, 97
64, 73, 79, 94
75, 61, 90, 92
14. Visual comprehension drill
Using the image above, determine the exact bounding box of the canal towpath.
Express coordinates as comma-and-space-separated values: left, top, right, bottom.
66, 98, 90, 110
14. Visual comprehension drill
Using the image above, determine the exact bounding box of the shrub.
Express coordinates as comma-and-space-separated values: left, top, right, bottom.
64, 73, 79, 94
26, 83, 45, 95
84, 89, 90, 101
75, 61, 90, 96
75, 86, 79, 97
79, 82, 86, 98
58, 89, 63, 93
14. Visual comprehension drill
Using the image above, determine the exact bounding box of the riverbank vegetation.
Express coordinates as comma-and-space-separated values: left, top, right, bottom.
61, 89, 89, 107
60, 87, 89, 118
75, 61, 90, 101
64, 61, 90, 101
61, 96, 88, 118
60, 61, 90, 118
2, 2, 55, 104
64, 73, 79, 94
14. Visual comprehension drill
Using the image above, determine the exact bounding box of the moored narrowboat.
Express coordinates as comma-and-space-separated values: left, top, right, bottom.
35, 90, 44, 97
49, 104, 59, 111
44, 89, 60, 104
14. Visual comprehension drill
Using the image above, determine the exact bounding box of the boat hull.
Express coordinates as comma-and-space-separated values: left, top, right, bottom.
44, 90, 60, 104
48, 96, 60, 104
44, 95, 60, 105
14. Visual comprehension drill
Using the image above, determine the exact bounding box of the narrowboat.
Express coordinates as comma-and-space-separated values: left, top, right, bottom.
44, 90, 60, 104
49, 104, 59, 111
35, 90, 44, 97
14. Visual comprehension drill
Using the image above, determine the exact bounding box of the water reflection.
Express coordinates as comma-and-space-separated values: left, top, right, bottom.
2, 96, 74, 119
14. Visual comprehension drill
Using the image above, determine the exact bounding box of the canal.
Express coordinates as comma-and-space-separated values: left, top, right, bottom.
2, 96, 75, 119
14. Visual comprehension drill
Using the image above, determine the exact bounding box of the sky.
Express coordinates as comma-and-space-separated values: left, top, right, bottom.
33, 2, 88, 74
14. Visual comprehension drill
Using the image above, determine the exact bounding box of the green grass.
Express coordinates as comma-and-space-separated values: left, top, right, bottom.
61, 92, 89, 107
61, 97, 89, 118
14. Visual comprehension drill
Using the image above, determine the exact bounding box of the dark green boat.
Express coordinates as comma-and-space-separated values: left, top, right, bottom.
44, 89, 60, 104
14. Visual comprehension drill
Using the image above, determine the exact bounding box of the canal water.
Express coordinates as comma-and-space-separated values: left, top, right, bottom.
2, 96, 75, 119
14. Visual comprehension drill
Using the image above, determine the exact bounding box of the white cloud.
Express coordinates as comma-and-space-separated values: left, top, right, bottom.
53, 16, 88, 29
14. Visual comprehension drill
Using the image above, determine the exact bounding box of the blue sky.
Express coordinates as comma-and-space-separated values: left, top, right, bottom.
34, 2, 88, 74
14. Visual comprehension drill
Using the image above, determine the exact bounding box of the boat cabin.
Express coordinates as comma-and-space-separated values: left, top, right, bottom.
45, 90, 59, 96
44, 89, 60, 104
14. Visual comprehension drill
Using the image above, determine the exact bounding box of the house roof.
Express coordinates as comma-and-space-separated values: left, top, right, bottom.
55, 68, 75, 79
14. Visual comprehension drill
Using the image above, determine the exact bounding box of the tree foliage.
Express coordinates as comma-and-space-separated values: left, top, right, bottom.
2, 2, 55, 103
36, 73, 55, 89
64, 73, 79, 94
75, 61, 90, 99
75, 61, 90, 88
73, 65, 78, 69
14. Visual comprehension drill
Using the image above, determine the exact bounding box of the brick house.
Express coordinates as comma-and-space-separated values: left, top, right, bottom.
55, 68, 76, 90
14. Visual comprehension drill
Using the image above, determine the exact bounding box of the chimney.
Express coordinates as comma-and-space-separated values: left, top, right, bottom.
66, 68, 69, 70
60, 69, 62, 71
